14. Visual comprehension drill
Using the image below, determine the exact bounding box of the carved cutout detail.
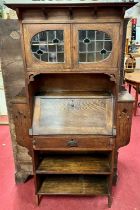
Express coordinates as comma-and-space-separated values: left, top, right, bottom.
105, 73, 117, 83
119, 109, 130, 120
28, 73, 40, 83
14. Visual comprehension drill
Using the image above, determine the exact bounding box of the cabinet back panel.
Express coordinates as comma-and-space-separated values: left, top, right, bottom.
31, 74, 114, 94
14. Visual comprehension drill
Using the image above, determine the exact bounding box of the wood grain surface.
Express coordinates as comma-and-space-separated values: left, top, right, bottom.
38, 175, 108, 195
32, 95, 114, 135
33, 136, 114, 151
125, 72, 140, 84
36, 154, 111, 174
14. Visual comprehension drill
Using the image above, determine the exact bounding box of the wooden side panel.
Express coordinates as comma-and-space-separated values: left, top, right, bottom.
116, 102, 133, 148
114, 92, 134, 183
0, 20, 32, 182
0, 20, 25, 99
12, 102, 33, 179
12, 102, 32, 153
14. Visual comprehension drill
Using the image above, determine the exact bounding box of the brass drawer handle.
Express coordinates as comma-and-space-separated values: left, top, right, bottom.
67, 139, 78, 147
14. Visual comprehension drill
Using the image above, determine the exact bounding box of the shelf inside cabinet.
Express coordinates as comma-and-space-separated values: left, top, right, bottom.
36, 91, 112, 98
36, 154, 111, 174
38, 175, 109, 196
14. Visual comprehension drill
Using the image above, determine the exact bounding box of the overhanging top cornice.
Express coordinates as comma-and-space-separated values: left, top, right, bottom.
4, 0, 138, 10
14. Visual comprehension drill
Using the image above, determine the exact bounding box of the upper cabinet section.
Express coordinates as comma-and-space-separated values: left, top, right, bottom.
23, 24, 71, 70
73, 23, 120, 71
23, 22, 120, 72
5, 1, 137, 73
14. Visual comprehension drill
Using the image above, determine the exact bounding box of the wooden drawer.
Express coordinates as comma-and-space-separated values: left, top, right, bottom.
33, 136, 114, 150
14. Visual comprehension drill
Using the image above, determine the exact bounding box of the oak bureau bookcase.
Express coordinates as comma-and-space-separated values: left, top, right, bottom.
4, 0, 137, 207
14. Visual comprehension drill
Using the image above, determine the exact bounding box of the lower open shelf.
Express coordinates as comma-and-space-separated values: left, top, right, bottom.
37, 175, 109, 195
36, 153, 111, 174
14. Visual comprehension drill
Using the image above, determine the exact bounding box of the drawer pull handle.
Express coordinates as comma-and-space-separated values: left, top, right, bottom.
67, 139, 78, 147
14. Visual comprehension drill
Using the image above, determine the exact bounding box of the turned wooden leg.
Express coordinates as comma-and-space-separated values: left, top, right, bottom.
108, 195, 112, 208
35, 195, 40, 206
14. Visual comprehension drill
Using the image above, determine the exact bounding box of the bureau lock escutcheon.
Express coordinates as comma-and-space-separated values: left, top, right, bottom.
67, 139, 78, 147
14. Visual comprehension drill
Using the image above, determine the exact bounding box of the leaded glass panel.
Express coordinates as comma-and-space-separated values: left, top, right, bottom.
78, 30, 112, 63
31, 30, 64, 63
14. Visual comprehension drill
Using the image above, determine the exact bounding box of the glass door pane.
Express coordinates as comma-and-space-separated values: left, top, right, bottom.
31, 30, 64, 63
23, 24, 71, 71
73, 23, 120, 71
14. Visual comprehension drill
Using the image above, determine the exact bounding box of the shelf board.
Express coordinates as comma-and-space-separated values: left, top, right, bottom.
36, 91, 112, 98
38, 175, 108, 195
36, 154, 111, 174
